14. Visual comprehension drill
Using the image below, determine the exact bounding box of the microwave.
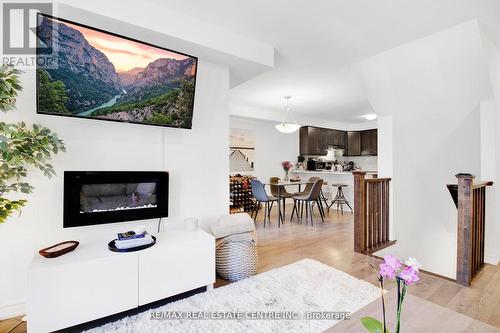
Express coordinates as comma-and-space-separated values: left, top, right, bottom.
316, 162, 326, 170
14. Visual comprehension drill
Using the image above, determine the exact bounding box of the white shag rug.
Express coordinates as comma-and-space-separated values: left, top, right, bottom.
85, 259, 380, 333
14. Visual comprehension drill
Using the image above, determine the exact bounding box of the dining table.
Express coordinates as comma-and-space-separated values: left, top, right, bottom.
263, 180, 312, 226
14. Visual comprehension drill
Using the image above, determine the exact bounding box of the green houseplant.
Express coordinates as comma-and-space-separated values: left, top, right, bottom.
0, 65, 65, 223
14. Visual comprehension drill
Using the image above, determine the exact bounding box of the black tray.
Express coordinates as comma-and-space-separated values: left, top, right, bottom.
108, 236, 156, 252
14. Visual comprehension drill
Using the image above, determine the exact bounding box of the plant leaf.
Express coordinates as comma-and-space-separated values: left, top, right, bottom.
361, 317, 390, 333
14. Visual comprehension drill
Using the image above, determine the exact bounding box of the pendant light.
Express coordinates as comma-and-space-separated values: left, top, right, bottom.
275, 96, 300, 133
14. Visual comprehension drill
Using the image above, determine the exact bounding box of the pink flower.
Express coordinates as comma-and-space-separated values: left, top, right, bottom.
281, 161, 293, 171
379, 262, 397, 280
383, 255, 402, 271
398, 266, 419, 285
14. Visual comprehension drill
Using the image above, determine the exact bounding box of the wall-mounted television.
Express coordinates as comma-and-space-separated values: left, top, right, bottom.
36, 14, 198, 129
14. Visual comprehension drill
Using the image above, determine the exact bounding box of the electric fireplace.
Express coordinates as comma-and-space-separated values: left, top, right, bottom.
64, 171, 168, 228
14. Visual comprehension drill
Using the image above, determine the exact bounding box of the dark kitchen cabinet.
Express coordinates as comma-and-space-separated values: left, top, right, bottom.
327, 129, 345, 147
300, 127, 324, 155
346, 131, 361, 156
300, 126, 376, 156
300, 126, 338, 155
312, 127, 328, 155
361, 129, 377, 155
299, 127, 310, 155
345, 129, 377, 156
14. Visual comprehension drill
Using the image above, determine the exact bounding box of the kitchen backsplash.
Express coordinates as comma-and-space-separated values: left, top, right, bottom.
338, 156, 378, 171
304, 154, 378, 171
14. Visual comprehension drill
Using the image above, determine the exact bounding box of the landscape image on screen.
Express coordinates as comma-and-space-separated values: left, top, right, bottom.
36, 15, 197, 128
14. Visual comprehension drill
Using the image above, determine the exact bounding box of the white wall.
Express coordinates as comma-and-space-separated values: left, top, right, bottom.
356, 20, 492, 278
229, 116, 298, 182
377, 115, 394, 239
482, 28, 500, 264
0, 60, 230, 318
480, 100, 498, 263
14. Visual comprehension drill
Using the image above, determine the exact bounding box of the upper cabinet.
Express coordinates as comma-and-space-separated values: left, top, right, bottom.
300, 126, 346, 155
300, 126, 377, 156
300, 126, 328, 155
360, 129, 377, 156
346, 131, 361, 156
327, 129, 345, 147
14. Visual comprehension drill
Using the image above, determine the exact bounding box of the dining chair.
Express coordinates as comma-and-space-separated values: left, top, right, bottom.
269, 177, 295, 222
294, 176, 327, 219
291, 179, 325, 225
250, 179, 281, 227
294, 176, 320, 196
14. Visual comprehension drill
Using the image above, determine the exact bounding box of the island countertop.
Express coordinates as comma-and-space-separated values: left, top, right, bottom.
290, 170, 378, 175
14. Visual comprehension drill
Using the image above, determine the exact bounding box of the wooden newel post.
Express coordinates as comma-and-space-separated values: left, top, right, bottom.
456, 173, 474, 286
353, 171, 367, 253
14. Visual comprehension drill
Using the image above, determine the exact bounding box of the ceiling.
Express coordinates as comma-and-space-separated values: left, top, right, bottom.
152, 0, 500, 123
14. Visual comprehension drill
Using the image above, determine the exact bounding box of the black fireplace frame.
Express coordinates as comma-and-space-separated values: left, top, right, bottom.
64, 171, 169, 228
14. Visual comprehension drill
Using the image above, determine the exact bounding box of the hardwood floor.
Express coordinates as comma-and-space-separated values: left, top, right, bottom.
233, 204, 500, 329
0, 316, 24, 333
3, 205, 500, 332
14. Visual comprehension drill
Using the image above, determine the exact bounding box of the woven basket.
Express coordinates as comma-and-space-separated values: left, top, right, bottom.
216, 234, 258, 282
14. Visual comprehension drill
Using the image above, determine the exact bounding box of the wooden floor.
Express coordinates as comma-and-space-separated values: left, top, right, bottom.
221, 205, 500, 330
3, 205, 500, 332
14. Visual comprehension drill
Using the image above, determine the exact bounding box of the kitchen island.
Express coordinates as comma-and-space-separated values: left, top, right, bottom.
290, 170, 377, 211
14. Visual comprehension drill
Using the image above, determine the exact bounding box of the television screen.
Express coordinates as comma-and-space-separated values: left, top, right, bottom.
36, 14, 197, 129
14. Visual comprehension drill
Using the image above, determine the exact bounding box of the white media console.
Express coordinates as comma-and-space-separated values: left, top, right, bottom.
27, 229, 215, 333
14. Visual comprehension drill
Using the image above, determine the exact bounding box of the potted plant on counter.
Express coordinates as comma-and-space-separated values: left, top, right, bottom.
297, 155, 305, 170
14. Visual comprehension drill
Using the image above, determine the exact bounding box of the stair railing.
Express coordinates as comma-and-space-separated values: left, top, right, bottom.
454, 173, 493, 286
353, 171, 395, 254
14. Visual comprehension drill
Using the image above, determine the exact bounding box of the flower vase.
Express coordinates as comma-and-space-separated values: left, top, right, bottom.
284, 170, 289, 181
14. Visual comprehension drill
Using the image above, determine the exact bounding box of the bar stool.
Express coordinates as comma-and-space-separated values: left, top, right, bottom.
320, 181, 330, 211
328, 184, 353, 214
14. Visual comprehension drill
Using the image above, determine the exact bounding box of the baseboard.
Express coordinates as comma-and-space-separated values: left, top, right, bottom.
0, 301, 25, 320
485, 251, 500, 265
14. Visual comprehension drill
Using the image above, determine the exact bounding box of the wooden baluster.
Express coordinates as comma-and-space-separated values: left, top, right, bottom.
375, 182, 379, 247
381, 181, 386, 244
371, 182, 375, 249
477, 188, 481, 273
480, 187, 486, 268
385, 181, 390, 243
368, 182, 372, 251
473, 189, 477, 275
378, 182, 382, 246
480, 188, 484, 268
379, 182, 382, 245
377, 183, 383, 246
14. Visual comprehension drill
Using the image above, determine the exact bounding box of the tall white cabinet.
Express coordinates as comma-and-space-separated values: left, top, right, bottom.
27, 229, 215, 333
